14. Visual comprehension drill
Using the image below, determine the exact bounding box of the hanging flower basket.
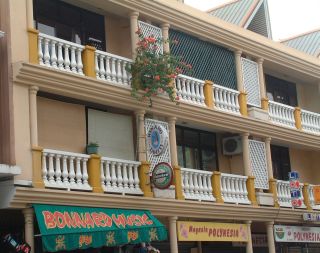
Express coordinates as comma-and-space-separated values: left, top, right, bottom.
126, 29, 192, 107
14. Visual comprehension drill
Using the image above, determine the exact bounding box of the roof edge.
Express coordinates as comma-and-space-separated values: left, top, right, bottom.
280, 28, 320, 43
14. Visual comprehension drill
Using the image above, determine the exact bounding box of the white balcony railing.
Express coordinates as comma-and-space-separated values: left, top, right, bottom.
95, 51, 132, 86
213, 84, 240, 114
181, 168, 215, 201
175, 75, 205, 106
301, 110, 320, 134
38, 33, 84, 75
276, 180, 305, 208
220, 173, 250, 204
100, 157, 143, 195
308, 184, 320, 210
42, 149, 91, 190
268, 101, 295, 128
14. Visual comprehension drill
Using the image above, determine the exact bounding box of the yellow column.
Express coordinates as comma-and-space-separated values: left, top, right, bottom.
26, 0, 34, 29
174, 166, 185, 200
29, 86, 39, 147
246, 176, 258, 206
246, 221, 253, 253
23, 208, 34, 253
268, 178, 279, 207
294, 107, 302, 130
265, 137, 273, 180
241, 133, 251, 176
239, 91, 248, 116
28, 29, 39, 64
266, 221, 276, 253
302, 183, 312, 210
212, 171, 224, 203
88, 154, 104, 193
169, 216, 179, 253
261, 98, 269, 111
234, 50, 244, 91
139, 161, 153, 197
82, 45, 96, 78
32, 146, 45, 188
204, 80, 214, 109
135, 110, 147, 162
130, 11, 139, 59
160, 23, 170, 53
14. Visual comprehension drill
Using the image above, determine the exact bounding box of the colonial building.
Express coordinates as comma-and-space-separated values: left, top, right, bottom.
0, 0, 319, 253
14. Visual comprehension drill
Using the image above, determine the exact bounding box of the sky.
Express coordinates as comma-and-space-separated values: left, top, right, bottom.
184, 0, 320, 41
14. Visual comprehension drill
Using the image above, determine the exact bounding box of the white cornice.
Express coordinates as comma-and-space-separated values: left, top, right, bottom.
13, 63, 320, 150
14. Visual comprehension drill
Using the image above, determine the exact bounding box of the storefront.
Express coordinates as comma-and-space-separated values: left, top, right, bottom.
32, 204, 167, 253
274, 225, 320, 253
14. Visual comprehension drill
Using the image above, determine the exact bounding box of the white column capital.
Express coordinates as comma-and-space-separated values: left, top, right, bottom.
167, 116, 177, 124
241, 132, 250, 138
266, 221, 274, 226
129, 11, 139, 19
134, 110, 146, 117
169, 216, 178, 222
29, 85, 39, 94
245, 220, 252, 225
234, 49, 243, 56
23, 207, 34, 218
257, 58, 264, 64
160, 23, 171, 30
265, 137, 271, 143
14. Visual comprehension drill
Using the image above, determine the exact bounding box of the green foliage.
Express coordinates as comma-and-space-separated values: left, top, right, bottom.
126, 29, 192, 107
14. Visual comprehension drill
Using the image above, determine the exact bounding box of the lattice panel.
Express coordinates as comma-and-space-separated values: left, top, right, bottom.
145, 119, 171, 172
241, 58, 261, 107
138, 21, 163, 54
249, 140, 269, 190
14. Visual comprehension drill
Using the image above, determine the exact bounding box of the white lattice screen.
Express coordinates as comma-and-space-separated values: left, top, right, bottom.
138, 20, 163, 54
145, 119, 171, 172
241, 58, 261, 107
249, 140, 269, 190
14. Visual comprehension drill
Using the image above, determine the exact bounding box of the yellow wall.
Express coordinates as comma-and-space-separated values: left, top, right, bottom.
13, 85, 32, 181
9, 0, 28, 63
296, 83, 320, 113
216, 134, 244, 175
37, 97, 86, 153
105, 15, 131, 59
289, 148, 320, 184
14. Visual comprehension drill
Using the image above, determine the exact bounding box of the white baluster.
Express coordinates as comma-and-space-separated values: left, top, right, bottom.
111, 57, 117, 82
99, 55, 106, 80
50, 40, 58, 68
199, 82, 205, 105
100, 161, 106, 188
57, 42, 64, 70
64, 44, 71, 72
190, 80, 196, 102
116, 59, 122, 83
181, 78, 187, 100
77, 48, 83, 75
106, 55, 111, 81
38, 36, 44, 65
43, 38, 50, 66
197, 173, 204, 198
193, 172, 199, 195
82, 158, 89, 188
62, 156, 69, 186
116, 163, 123, 189
122, 62, 128, 85
133, 164, 140, 190
111, 162, 117, 188
189, 172, 195, 196
95, 54, 100, 79
75, 157, 82, 187
42, 152, 48, 183
128, 164, 134, 190
122, 163, 129, 190
69, 156, 76, 185
176, 78, 182, 98
105, 161, 112, 189
70, 46, 77, 73
48, 154, 55, 185
202, 174, 209, 198
184, 171, 190, 196
55, 154, 62, 184
186, 79, 192, 101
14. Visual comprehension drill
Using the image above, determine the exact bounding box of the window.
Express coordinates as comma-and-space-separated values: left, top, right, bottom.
34, 0, 106, 50
176, 126, 218, 171
265, 75, 298, 107
271, 145, 291, 180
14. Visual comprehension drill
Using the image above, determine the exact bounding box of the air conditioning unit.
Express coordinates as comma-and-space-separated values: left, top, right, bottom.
222, 136, 242, 155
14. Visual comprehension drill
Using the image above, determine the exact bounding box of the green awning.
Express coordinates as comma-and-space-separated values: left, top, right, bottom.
33, 204, 167, 252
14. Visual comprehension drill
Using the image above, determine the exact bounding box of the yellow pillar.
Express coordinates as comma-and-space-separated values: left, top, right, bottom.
204, 80, 214, 109
173, 166, 185, 200
82, 45, 96, 78
239, 91, 248, 116
160, 23, 170, 53
88, 154, 104, 193
261, 98, 269, 111
139, 161, 153, 197
28, 29, 39, 64
246, 176, 258, 206
212, 171, 224, 203
294, 107, 302, 130
302, 183, 312, 210
268, 178, 279, 207
23, 208, 34, 253
32, 146, 45, 188
129, 11, 139, 59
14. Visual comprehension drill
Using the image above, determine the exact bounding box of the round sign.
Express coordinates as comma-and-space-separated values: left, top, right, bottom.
147, 125, 168, 156
152, 162, 173, 189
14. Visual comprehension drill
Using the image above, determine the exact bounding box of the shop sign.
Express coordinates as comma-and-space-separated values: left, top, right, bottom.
289, 171, 302, 208
2, 234, 31, 253
313, 185, 320, 205
274, 225, 320, 243
303, 213, 320, 222
177, 221, 249, 242
147, 124, 168, 156
233, 234, 268, 247
152, 162, 173, 189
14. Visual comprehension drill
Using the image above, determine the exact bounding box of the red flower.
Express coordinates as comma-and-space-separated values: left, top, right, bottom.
175, 96, 180, 100
154, 75, 160, 81
146, 37, 157, 43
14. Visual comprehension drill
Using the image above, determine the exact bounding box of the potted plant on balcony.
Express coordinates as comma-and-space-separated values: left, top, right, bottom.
126, 29, 192, 107
86, 142, 99, 155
